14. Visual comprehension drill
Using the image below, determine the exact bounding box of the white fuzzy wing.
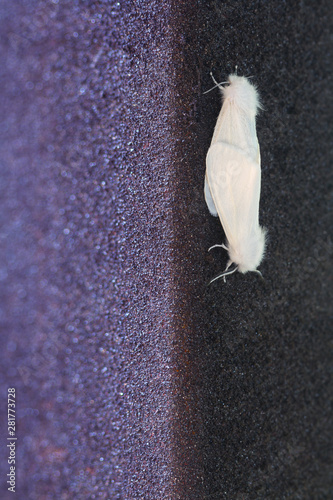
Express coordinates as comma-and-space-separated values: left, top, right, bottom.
204, 176, 218, 216
206, 142, 261, 248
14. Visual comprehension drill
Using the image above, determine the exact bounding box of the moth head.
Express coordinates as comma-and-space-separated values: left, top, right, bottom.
208, 228, 266, 284
223, 74, 260, 116
228, 227, 266, 274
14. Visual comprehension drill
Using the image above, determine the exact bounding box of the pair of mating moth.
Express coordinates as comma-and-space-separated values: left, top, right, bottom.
204, 74, 266, 283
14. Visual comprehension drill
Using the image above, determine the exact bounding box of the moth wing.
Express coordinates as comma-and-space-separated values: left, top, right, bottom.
206, 142, 261, 247
204, 176, 218, 216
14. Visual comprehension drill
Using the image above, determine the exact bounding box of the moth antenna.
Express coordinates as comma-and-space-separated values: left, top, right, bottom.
208, 263, 238, 285
210, 71, 227, 87
203, 72, 227, 94
235, 65, 238, 75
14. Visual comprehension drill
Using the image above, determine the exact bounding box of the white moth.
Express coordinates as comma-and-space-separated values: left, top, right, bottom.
204, 73, 266, 283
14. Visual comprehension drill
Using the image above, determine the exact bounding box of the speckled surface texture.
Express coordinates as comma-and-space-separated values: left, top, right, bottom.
0, 0, 332, 499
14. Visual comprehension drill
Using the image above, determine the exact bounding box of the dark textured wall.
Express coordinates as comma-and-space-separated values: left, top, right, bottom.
0, 0, 332, 499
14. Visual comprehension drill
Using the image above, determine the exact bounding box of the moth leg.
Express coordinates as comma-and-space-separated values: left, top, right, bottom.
208, 261, 238, 285
208, 243, 228, 252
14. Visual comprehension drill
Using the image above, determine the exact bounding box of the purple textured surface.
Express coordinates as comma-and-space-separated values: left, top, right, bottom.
0, 0, 332, 499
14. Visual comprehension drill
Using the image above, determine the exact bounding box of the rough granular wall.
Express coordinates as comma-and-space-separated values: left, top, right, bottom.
0, 0, 332, 499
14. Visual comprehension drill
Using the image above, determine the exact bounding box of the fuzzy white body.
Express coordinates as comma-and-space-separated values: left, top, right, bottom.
204, 74, 266, 275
